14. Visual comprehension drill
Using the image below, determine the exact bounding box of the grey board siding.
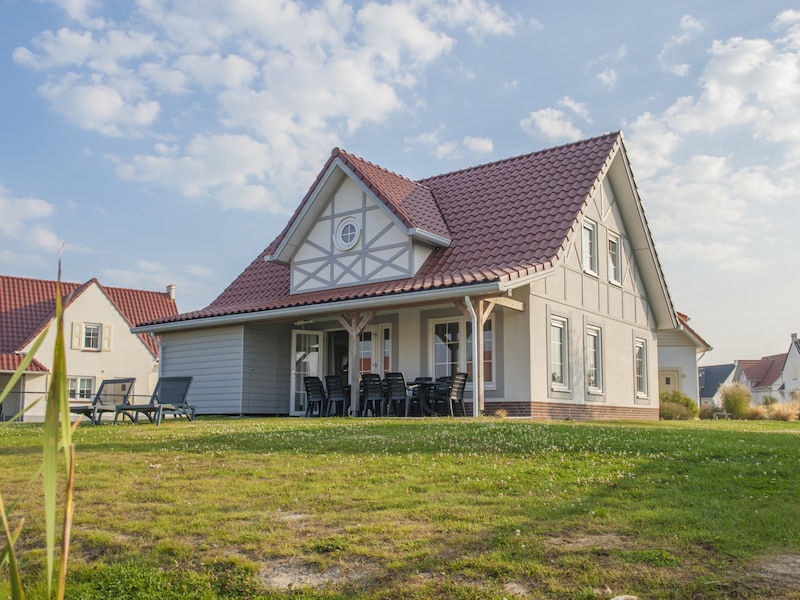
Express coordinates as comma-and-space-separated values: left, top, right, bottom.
243, 323, 292, 414
160, 326, 244, 414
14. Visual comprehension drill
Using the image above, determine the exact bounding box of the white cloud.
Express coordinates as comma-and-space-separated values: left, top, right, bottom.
463, 136, 493, 154
597, 67, 617, 89
625, 112, 681, 178
0, 184, 70, 261
0, 185, 55, 237
658, 14, 705, 76
558, 96, 592, 122
407, 126, 493, 159
520, 108, 582, 142
421, 0, 518, 39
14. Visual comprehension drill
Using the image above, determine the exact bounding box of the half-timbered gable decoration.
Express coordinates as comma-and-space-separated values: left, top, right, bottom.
136, 132, 696, 421
266, 149, 451, 294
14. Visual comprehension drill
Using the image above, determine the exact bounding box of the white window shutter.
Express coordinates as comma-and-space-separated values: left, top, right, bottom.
102, 324, 112, 351
71, 322, 82, 349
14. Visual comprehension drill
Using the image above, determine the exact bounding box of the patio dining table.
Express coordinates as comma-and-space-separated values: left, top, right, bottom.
406, 380, 442, 416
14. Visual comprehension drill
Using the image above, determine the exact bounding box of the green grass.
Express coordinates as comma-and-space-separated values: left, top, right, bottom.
2, 417, 800, 599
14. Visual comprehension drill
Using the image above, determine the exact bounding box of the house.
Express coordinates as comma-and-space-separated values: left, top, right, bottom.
698, 363, 735, 408
136, 132, 683, 420
733, 353, 786, 405
0, 276, 178, 421
657, 311, 712, 404
780, 333, 800, 402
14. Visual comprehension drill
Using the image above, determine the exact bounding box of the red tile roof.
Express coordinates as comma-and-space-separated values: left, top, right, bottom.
738, 353, 787, 389
145, 132, 622, 326
0, 275, 178, 371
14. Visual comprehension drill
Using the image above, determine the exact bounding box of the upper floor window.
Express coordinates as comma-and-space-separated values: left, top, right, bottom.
608, 234, 621, 285
71, 322, 111, 352
582, 219, 598, 275
550, 316, 569, 389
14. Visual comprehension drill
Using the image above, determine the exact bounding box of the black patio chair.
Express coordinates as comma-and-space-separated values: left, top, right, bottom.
405, 376, 432, 417
325, 375, 349, 417
303, 376, 327, 417
360, 374, 383, 417
384, 372, 409, 416
435, 372, 468, 416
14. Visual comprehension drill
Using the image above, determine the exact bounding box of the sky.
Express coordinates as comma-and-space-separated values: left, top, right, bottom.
1, 0, 798, 366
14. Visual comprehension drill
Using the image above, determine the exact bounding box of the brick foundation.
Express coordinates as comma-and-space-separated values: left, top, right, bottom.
467, 401, 659, 421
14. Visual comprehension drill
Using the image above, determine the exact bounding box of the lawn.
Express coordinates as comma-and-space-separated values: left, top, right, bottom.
2, 417, 800, 599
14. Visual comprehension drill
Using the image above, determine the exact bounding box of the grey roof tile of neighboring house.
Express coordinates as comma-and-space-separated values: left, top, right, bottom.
699, 363, 735, 398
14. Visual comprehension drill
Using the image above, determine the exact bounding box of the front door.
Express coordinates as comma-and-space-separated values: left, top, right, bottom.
659, 369, 680, 396
290, 330, 324, 416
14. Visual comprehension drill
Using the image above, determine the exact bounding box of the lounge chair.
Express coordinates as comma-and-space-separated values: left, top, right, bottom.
70, 378, 136, 425
115, 376, 194, 426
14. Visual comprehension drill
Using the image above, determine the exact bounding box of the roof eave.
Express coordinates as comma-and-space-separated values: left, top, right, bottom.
134, 281, 504, 335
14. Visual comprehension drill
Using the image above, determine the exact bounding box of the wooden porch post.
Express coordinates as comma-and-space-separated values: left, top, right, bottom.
337, 312, 374, 416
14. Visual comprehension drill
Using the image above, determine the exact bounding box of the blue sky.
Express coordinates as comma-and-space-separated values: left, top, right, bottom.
1, 0, 798, 365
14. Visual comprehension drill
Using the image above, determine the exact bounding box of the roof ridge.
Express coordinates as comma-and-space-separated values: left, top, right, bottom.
336, 148, 426, 190
418, 131, 621, 184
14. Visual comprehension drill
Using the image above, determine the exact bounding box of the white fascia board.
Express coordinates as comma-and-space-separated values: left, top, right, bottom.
409, 229, 451, 248
133, 281, 504, 335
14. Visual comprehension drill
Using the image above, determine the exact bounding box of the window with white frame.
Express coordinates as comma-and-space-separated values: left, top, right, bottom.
582, 219, 598, 275
608, 234, 621, 284
587, 326, 602, 392
431, 317, 494, 385
634, 338, 648, 396
68, 377, 95, 400
550, 316, 569, 389
71, 322, 111, 351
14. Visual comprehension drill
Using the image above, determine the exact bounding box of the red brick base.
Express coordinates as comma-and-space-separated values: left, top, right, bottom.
464, 401, 659, 421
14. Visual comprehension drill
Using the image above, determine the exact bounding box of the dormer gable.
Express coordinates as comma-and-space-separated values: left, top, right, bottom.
266, 148, 451, 294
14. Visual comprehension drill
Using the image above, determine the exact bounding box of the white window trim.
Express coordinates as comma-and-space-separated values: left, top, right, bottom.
582, 219, 598, 276
68, 376, 95, 401
586, 325, 603, 394
550, 316, 569, 391
429, 315, 495, 389
608, 233, 622, 286
634, 338, 648, 398
334, 216, 361, 251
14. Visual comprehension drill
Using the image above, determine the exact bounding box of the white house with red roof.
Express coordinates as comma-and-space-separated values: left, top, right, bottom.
734, 352, 787, 405
782, 333, 800, 401
137, 132, 688, 420
0, 276, 178, 421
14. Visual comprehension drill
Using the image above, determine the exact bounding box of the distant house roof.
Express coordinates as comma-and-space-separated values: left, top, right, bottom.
699, 363, 734, 398
138, 132, 676, 332
676, 312, 712, 352
0, 275, 178, 372
738, 353, 787, 389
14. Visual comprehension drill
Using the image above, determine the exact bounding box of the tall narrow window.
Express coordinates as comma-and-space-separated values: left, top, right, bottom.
634, 338, 648, 396
608, 234, 621, 284
430, 317, 495, 386
587, 327, 602, 391
433, 321, 460, 379
551, 317, 568, 389
583, 220, 598, 275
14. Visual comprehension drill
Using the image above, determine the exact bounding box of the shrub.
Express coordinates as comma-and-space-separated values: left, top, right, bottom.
762, 395, 778, 406
698, 405, 714, 420
768, 401, 799, 421
719, 382, 751, 419
659, 390, 698, 417
660, 402, 694, 420
746, 405, 768, 420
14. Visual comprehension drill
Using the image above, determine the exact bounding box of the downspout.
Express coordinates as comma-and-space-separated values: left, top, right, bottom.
464, 296, 480, 417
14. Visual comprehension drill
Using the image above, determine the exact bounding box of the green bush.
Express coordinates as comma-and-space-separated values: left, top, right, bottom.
659, 390, 698, 417
720, 382, 751, 419
698, 405, 714, 420
762, 395, 778, 406
660, 402, 694, 420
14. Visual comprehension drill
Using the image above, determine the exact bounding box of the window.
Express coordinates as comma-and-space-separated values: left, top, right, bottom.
84, 323, 101, 350
68, 377, 94, 400
431, 317, 494, 385
587, 326, 602, 392
71, 322, 110, 351
608, 234, 621, 284
334, 217, 360, 251
634, 338, 648, 396
582, 219, 598, 275
550, 316, 569, 389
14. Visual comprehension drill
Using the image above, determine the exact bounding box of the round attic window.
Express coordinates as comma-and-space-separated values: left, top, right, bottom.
334, 217, 360, 251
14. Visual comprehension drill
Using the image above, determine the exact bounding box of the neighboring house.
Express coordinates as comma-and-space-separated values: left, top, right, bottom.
0, 276, 178, 421
781, 333, 800, 402
733, 353, 787, 405
698, 363, 735, 408
657, 311, 711, 404
136, 132, 683, 420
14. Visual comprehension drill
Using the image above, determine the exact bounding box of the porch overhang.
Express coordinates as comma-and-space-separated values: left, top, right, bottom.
134, 266, 551, 336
